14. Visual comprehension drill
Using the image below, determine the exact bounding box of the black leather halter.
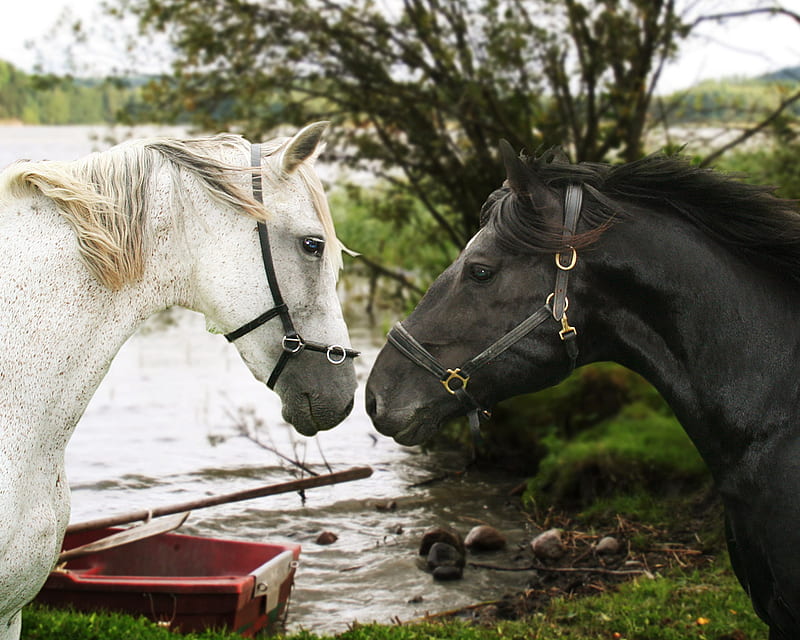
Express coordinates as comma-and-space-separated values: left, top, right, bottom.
387, 184, 583, 439
224, 143, 359, 388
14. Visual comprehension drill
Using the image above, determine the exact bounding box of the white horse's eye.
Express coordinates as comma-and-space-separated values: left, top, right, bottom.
301, 236, 325, 257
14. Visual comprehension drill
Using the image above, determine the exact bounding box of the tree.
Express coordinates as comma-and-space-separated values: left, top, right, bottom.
100, 0, 800, 299
112, 0, 687, 245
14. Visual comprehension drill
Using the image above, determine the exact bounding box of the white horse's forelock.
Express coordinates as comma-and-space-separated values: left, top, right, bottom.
0, 132, 342, 289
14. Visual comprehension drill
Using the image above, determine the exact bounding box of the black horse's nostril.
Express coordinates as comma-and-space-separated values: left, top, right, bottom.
365, 389, 378, 419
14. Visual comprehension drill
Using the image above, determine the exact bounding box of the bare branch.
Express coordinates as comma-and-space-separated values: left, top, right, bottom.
700, 88, 800, 167
691, 7, 800, 29
353, 253, 425, 296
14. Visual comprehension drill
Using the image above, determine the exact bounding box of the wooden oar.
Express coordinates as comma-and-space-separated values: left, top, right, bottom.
66, 465, 373, 534
58, 512, 190, 563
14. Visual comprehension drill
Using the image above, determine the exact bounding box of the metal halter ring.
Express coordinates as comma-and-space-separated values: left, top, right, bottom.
555, 246, 577, 271
282, 335, 305, 354
545, 293, 569, 312
326, 345, 348, 365
441, 368, 469, 394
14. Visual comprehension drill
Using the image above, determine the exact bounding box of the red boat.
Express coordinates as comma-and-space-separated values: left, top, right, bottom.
36, 527, 301, 637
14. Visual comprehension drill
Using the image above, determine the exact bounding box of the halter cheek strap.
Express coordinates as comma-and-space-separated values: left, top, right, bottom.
224, 143, 359, 388
387, 184, 583, 441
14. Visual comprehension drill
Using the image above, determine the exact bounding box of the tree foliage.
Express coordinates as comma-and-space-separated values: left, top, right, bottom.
115, 0, 687, 247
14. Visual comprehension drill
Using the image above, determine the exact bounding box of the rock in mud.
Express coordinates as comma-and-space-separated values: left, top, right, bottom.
531, 528, 565, 560
426, 542, 465, 569
418, 526, 465, 556
596, 535, 621, 555
432, 565, 464, 581
464, 524, 506, 551
426, 542, 465, 580
315, 531, 338, 545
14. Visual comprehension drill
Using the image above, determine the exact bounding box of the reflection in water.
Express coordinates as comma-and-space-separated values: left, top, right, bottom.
66, 309, 535, 632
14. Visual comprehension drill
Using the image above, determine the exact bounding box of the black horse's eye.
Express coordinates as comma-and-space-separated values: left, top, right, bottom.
301, 236, 325, 257
469, 264, 494, 283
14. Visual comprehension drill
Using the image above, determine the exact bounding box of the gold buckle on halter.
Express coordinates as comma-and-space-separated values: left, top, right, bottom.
441, 368, 469, 394
555, 246, 577, 271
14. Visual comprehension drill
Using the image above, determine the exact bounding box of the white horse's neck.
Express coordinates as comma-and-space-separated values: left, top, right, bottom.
0, 186, 189, 632
0, 192, 186, 449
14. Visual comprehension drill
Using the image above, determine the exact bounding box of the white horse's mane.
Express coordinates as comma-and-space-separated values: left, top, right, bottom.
0, 133, 342, 290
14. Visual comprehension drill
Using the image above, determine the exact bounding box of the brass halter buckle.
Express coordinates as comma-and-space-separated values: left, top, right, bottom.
559, 314, 577, 340
555, 246, 577, 270
441, 368, 469, 394
546, 293, 578, 341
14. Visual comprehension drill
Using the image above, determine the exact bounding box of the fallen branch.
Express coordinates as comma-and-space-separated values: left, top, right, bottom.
67, 466, 373, 534
403, 599, 504, 624
468, 561, 652, 577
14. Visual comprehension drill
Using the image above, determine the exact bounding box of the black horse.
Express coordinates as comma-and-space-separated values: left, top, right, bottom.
366, 141, 800, 639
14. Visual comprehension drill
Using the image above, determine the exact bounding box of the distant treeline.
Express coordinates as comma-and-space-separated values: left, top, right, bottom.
0, 60, 145, 125
2, 58, 799, 127
660, 67, 800, 124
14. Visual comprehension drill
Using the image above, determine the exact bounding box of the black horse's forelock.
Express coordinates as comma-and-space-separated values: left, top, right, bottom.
483, 149, 800, 282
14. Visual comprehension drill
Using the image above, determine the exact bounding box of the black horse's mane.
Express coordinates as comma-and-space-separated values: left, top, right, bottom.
483, 149, 800, 282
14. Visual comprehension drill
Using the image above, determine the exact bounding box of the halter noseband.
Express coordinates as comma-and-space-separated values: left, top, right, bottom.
224, 143, 359, 388
386, 184, 583, 440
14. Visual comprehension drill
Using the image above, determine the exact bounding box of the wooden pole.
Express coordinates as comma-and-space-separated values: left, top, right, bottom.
66, 465, 373, 534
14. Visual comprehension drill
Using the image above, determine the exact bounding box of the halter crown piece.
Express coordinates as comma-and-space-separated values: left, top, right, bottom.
387, 184, 583, 442
224, 143, 359, 388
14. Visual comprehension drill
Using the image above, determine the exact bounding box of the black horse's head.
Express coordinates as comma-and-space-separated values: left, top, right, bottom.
366, 142, 601, 445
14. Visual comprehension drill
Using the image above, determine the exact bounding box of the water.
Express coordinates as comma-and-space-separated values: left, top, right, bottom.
65, 311, 535, 632
2, 125, 536, 633
0, 123, 190, 168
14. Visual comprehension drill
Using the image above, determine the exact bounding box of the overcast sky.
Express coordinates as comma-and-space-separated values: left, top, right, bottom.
0, 0, 798, 93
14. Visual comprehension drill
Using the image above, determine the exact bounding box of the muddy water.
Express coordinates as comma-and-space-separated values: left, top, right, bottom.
66, 310, 536, 633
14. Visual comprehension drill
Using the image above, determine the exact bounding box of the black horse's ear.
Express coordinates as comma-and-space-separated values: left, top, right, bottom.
499, 139, 529, 194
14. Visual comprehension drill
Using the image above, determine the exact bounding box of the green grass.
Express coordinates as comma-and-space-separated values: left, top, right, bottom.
21, 605, 232, 640
520, 560, 767, 639
22, 559, 767, 639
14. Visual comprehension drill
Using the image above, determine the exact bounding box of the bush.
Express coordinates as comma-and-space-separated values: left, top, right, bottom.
524, 400, 709, 512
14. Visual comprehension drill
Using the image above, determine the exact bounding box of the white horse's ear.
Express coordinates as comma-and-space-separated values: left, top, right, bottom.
280, 121, 329, 174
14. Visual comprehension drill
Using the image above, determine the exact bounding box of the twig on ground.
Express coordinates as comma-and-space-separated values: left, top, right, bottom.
468, 561, 654, 577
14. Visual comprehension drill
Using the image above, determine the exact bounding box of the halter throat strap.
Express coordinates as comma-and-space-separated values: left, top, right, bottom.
224, 143, 358, 388
386, 183, 583, 438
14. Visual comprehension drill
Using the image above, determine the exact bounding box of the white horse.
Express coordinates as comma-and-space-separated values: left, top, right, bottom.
0, 122, 357, 638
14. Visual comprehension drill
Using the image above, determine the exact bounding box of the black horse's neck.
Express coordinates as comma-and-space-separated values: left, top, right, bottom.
578, 206, 800, 484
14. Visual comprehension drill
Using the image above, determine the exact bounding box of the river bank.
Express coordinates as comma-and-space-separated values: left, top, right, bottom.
23, 488, 768, 639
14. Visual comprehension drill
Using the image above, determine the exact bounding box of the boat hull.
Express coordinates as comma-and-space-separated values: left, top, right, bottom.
35, 528, 301, 636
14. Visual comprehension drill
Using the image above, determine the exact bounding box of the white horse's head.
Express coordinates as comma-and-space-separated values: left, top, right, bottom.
0, 123, 356, 638
183, 123, 357, 435
2, 123, 356, 436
